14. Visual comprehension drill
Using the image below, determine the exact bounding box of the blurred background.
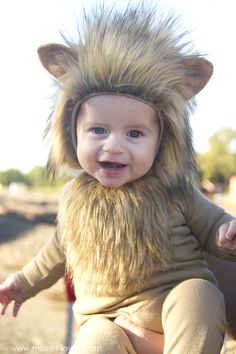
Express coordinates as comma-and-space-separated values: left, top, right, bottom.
0, 0, 235, 194
0, 0, 235, 353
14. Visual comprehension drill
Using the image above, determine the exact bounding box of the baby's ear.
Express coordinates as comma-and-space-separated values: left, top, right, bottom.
181, 58, 213, 100
37, 43, 78, 79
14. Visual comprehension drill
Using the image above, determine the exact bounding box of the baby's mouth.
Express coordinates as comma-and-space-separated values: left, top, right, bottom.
99, 161, 127, 169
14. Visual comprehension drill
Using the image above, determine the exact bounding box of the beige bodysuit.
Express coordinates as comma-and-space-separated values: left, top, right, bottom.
16, 181, 235, 333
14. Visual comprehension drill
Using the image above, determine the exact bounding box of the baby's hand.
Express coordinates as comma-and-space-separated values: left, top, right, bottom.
0, 273, 27, 317
217, 219, 236, 253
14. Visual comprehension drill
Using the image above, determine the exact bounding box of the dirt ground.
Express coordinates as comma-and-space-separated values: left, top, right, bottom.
0, 192, 235, 353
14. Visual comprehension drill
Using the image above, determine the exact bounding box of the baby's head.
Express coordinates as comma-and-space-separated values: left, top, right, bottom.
74, 94, 160, 187
38, 4, 213, 191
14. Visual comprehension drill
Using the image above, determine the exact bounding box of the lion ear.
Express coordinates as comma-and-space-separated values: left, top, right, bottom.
181, 58, 213, 100
37, 43, 78, 79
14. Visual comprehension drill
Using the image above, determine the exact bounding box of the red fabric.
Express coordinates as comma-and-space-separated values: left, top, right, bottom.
64, 275, 76, 302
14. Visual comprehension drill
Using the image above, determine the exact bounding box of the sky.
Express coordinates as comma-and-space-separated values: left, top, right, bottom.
0, 0, 235, 172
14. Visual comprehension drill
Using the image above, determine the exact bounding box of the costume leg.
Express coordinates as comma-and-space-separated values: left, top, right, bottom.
70, 316, 136, 354
162, 278, 226, 354
206, 254, 236, 339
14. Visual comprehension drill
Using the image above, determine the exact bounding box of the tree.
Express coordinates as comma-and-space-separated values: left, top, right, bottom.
0, 169, 30, 186
198, 128, 236, 184
27, 165, 66, 189
0, 166, 65, 189
27, 166, 49, 187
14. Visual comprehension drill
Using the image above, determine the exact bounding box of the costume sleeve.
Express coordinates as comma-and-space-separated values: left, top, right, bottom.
184, 188, 235, 261
15, 230, 66, 299
15, 181, 76, 298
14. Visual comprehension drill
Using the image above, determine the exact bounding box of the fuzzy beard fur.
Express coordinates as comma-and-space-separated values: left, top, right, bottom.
58, 172, 174, 296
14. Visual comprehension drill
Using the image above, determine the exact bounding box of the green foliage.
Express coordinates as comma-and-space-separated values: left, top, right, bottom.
26, 166, 66, 189
0, 166, 66, 190
197, 128, 236, 184
27, 166, 51, 187
0, 169, 30, 186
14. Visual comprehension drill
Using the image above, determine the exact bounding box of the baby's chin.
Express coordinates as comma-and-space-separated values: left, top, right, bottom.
97, 179, 126, 189
94, 175, 130, 189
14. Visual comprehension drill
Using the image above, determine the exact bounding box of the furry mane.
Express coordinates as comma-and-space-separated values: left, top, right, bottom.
59, 172, 174, 295
38, 3, 213, 198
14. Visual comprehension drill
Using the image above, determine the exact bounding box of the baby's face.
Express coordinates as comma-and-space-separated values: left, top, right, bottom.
76, 95, 160, 188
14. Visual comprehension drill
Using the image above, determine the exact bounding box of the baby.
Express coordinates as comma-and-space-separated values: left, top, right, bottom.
0, 4, 236, 354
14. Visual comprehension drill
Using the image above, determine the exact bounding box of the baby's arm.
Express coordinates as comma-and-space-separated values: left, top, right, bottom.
0, 231, 65, 316
184, 188, 235, 260
18, 230, 66, 297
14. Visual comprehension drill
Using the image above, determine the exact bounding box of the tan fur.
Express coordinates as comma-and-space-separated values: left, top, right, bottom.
58, 172, 174, 296
38, 5, 214, 294
38, 4, 213, 200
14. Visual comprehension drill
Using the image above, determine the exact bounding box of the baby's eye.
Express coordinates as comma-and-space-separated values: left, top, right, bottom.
92, 127, 106, 134
128, 130, 142, 138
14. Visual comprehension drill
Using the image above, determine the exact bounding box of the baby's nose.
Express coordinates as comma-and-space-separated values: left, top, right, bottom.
103, 134, 124, 153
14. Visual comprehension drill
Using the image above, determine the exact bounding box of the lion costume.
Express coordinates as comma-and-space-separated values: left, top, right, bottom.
15, 4, 236, 353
